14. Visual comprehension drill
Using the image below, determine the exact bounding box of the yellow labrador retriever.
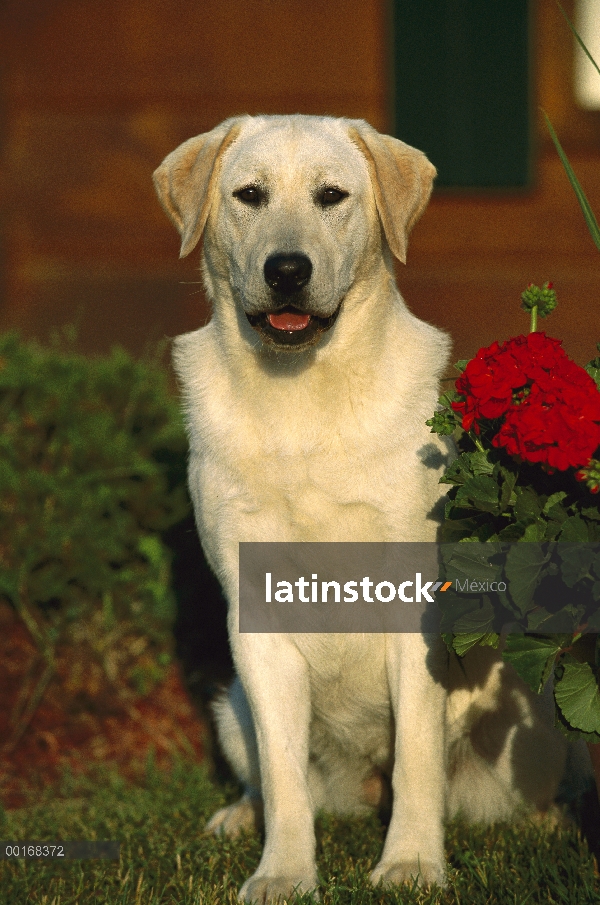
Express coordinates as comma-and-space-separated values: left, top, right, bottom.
154, 116, 567, 903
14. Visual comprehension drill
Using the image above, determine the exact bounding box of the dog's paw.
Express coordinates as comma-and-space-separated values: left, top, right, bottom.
205, 794, 263, 837
238, 871, 319, 904
370, 859, 446, 890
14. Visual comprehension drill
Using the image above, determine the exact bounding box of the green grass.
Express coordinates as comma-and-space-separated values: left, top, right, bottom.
1, 758, 598, 905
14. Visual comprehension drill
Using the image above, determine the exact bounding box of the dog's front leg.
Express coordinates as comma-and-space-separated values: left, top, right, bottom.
232, 632, 319, 904
370, 633, 447, 890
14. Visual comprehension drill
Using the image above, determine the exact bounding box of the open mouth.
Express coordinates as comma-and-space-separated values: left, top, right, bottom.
246, 305, 341, 348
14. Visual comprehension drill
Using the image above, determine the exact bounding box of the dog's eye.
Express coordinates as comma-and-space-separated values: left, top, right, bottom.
234, 186, 263, 205
319, 188, 348, 207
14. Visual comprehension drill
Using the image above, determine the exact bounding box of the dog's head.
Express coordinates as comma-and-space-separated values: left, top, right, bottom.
153, 116, 436, 351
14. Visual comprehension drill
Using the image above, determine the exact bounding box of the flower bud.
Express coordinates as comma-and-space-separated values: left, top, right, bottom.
575, 458, 600, 493
521, 282, 558, 319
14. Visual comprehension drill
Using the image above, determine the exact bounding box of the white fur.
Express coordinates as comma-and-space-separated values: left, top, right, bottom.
154, 115, 569, 903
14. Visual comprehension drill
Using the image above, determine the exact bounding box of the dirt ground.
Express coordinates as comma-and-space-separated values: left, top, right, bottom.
0, 603, 208, 809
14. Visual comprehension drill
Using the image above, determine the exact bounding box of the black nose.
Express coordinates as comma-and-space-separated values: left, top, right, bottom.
263, 253, 312, 295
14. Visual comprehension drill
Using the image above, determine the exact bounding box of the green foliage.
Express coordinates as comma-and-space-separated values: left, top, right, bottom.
429, 333, 600, 738
544, 112, 600, 253
555, 657, 600, 735
502, 635, 566, 695
425, 370, 464, 437
586, 344, 600, 390
505, 543, 551, 613
430, 3, 600, 740
546, 6, 600, 254
0, 331, 190, 705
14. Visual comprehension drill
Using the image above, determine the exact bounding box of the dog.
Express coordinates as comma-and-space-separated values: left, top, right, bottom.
154, 115, 569, 903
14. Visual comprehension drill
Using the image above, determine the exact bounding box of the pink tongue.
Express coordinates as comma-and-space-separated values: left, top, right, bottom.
268, 310, 311, 331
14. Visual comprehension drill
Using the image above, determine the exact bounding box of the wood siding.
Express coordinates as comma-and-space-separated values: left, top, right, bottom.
0, 0, 599, 366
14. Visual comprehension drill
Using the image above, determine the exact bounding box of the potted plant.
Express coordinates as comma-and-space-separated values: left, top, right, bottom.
427, 6, 600, 803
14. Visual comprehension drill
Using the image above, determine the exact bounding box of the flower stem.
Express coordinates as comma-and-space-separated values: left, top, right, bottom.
530, 304, 538, 333
471, 434, 486, 454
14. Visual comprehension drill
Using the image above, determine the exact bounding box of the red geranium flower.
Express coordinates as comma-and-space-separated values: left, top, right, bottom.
452, 333, 600, 470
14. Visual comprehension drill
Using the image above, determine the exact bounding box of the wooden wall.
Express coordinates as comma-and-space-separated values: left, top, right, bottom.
0, 0, 388, 353
0, 0, 599, 366
406, 0, 600, 368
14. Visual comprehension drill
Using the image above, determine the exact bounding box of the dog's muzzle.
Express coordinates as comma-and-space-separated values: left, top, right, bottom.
263, 253, 312, 295
246, 253, 341, 348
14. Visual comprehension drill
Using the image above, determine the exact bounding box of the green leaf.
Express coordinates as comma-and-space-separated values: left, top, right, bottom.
441, 632, 455, 654
439, 516, 483, 542
439, 456, 471, 486
543, 491, 568, 515
426, 408, 458, 436
522, 521, 549, 542
470, 450, 495, 476
558, 544, 595, 588
559, 515, 590, 543
454, 475, 500, 514
439, 389, 461, 408
453, 631, 499, 658
498, 519, 534, 542
443, 543, 503, 585
498, 466, 517, 513
525, 607, 554, 632
531, 604, 586, 634
502, 634, 564, 693
586, 360, 600, 391
505, 543, 550, 615
582, 505, 600, 522
438, 589, 490, 633
554, 705, 600, 744
452, 599, 497, 635
557, 1, 600, 79
544, 111, 600, 253
586, 343, 600, 389
475, 632, 500, 648
453, 359, 469, 374
514, 488, 542, 521
554, 659, 600, 734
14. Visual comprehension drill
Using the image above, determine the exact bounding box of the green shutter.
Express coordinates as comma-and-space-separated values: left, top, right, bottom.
391, 0, 531, 188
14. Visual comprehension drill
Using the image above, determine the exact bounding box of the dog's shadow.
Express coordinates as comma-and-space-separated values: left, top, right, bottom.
165, 514, 235, 781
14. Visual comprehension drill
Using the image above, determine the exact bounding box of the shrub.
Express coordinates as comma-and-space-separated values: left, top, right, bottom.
0, 330, 190, 739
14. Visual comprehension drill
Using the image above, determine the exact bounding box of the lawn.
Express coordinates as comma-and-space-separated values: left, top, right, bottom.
1, 757, 599, 905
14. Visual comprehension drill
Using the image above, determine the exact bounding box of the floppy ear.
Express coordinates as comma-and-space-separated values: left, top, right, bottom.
153, 117, 244, 258
347, 121, 436, 264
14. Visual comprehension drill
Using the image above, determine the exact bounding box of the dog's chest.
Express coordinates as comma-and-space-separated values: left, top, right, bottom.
175, 326, 445, 547
299, 634, 393, 759
191, 384, 434, 544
